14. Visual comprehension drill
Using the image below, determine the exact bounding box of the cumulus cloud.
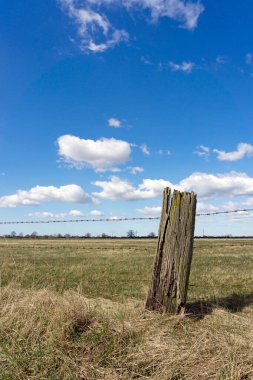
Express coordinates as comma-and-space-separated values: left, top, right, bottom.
169, 61, 195, 73
213, 143, 253, 161
69, 209, 85, 216
90, 209, 104, 216
93, 176, 176, 200
57, 135, 131, 171
93, 171, 253, 201
59, 0, 204, 52
0, 185, 92, 208
180, 171, 253, 198
107, 118, 121, 128
136, 206, 162, 215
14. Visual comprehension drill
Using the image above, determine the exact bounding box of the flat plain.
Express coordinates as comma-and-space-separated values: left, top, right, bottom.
0, 238, 253, 379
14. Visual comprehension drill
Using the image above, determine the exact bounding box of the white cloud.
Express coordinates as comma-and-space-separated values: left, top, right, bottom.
0, 184, 92, 208
194, 145, 210, 159
213, 143, 253, 161
140, 144, 150, 155
107, 118, 122, 128
69, 209, 85, 216
28, 212, 67, 218
28, 209, 87, 218
93, 171, 253, 201
169, 61, 195, 73
127, 166, 144, 175
57, 135, 131, 171
122, 0, 204, 30
180, 171, 253, 198
136, 206, 161, 215
110, 167, 123, 173
88, 30, 128, 52
93, 176, 176, 200
59, 0, 204, 52
99, 166, 144, 174
59, 0, 128, 52
194, 143, 253, 162
90, 209, 104, 216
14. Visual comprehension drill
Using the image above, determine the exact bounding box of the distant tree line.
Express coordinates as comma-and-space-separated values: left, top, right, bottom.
1, 230, 158, 239
3, 232, 253, 239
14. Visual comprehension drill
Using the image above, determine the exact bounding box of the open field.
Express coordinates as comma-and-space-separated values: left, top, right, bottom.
0, 238, 253, 379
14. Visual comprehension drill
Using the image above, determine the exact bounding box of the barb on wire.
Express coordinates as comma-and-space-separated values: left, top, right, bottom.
1, 208, 253, 225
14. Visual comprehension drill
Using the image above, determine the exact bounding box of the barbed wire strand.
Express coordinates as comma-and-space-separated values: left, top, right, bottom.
0, 217, 160, 225
1, 208, 253, 225
196, 208, 253, 216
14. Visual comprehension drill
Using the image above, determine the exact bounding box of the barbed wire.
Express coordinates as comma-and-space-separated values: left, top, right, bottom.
196, 208, 253, 216
0, 217, 160, 225
1, 208, 253, 225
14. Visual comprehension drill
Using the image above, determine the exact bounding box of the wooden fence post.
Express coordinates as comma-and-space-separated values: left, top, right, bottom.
146, 187, 197, 314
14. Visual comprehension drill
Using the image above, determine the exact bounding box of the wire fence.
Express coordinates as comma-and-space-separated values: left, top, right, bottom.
1, 208, 253, 225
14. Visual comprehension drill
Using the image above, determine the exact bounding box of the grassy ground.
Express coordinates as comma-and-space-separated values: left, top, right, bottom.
0, 238, 253, 379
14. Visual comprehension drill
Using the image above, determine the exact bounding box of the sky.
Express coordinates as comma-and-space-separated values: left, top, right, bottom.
1, 0, 253, 236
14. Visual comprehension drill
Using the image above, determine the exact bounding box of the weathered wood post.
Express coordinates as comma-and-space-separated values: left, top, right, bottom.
146, 188, 197, 314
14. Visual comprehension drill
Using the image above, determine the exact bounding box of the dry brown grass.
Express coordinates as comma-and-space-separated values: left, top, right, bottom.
1, 238, 253, 379
1, 284, 253, 380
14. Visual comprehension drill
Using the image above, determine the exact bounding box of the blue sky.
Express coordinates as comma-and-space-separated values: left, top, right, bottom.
1, 0, 253, 236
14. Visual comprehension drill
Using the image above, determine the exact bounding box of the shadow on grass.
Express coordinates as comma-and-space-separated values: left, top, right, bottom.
186, 293, 253, 320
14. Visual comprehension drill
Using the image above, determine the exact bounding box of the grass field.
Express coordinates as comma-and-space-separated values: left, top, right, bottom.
0, 238, 253, 379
